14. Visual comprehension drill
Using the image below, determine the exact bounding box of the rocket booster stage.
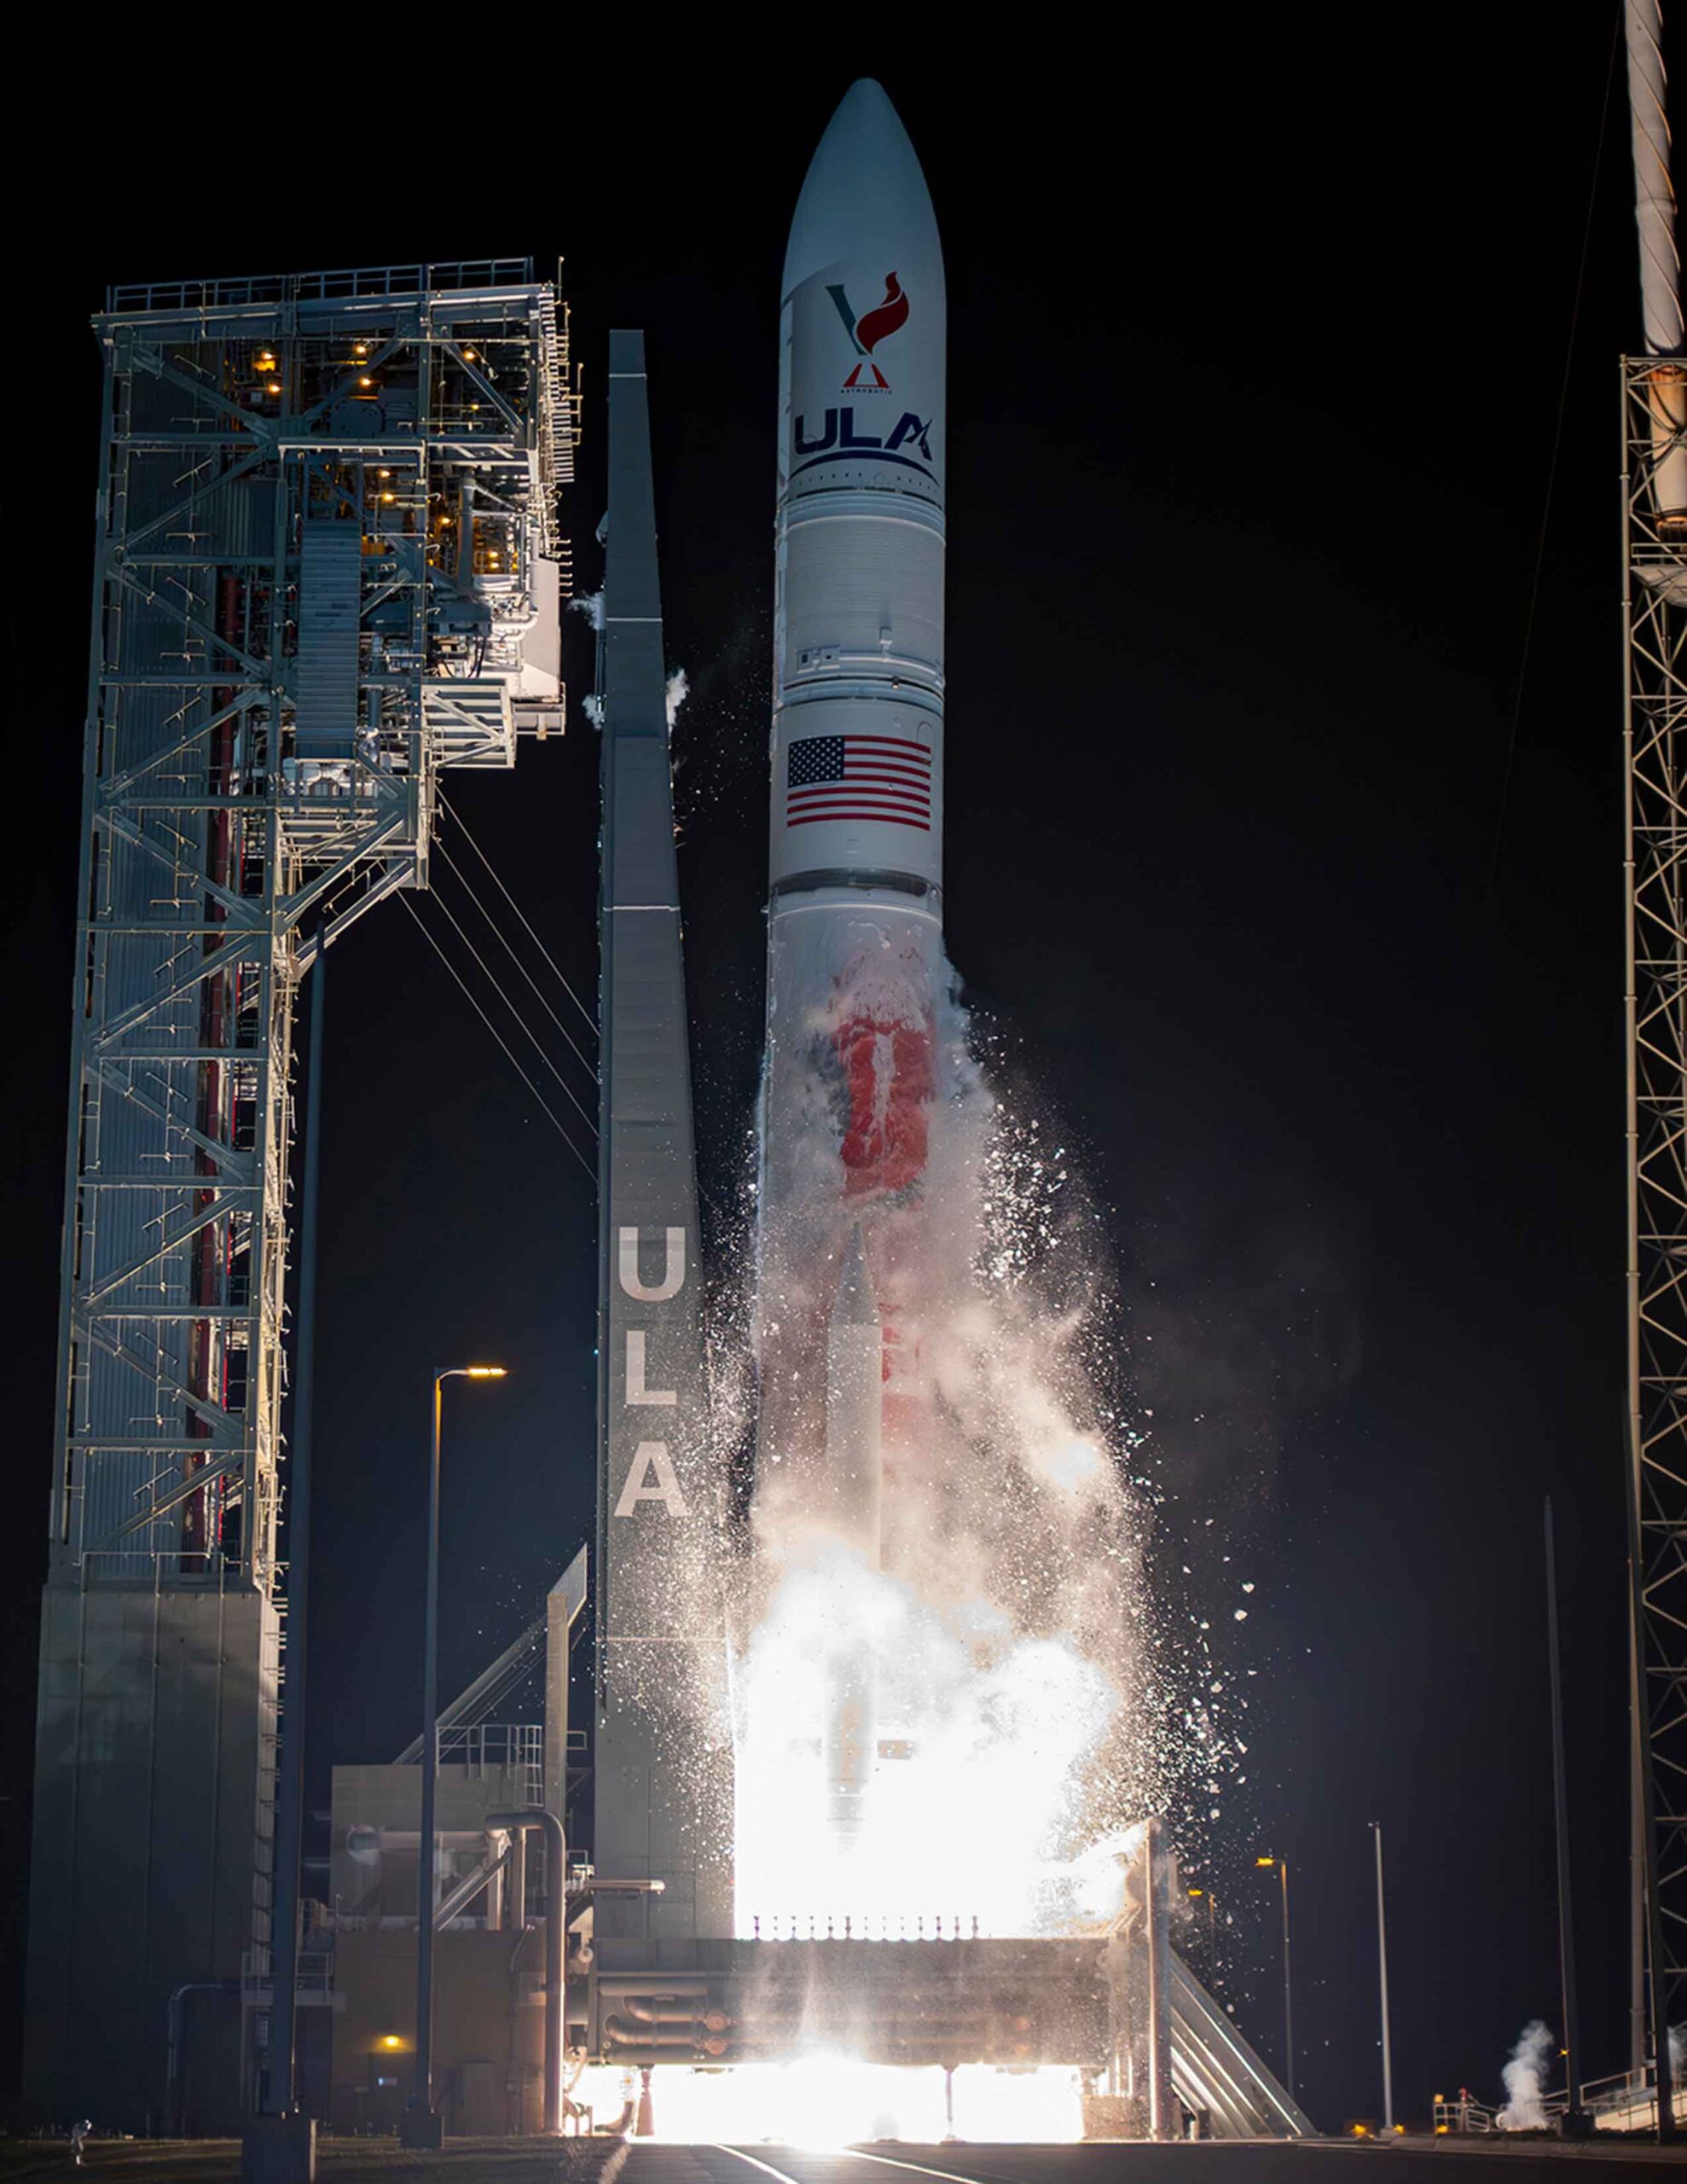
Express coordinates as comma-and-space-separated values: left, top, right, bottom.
755, 80, 946, 1853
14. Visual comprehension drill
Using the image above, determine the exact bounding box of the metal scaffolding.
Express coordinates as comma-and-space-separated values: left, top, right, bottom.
28, 258, 577, 2133
1625, 350, 1687, 2075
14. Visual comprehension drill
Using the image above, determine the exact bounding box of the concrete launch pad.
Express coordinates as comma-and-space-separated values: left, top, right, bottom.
0, 2136, 1671, 2184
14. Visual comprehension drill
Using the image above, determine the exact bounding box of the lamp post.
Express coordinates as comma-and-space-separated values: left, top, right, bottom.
1187, 1885, 1220, 1984
403, 1364, 506, 2150
1371, 1822, 1394, 2131
1257, 1855, 1293, 2104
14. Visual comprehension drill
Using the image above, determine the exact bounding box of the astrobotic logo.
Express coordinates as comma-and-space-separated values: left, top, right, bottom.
827, 271, 909, 390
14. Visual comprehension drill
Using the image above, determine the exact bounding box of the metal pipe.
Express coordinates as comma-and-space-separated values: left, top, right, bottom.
165, 1980, 240, 2136
1371, 1821, 1393, 2131
1621, 1419, 1675, 2143
433, 1840, 513, 1930
1545, 1502, 1585, 2123
1626, 0, 1683, 354
486, 1807, 565, 2132
610, 1997, 723, 2026
603, 2022, 712, 2048
510, 1826, 527, 1930
412, 1373, 444, 2129
266, 942, 324, 2115
1279, 1859, 1295, 2108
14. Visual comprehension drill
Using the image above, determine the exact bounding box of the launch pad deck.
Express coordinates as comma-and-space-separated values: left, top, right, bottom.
588, 1938, 1110, 2070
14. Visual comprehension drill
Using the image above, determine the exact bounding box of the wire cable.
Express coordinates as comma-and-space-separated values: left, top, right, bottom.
422, 882, 600, 1139
433, 832, 599, 1086
438, 788, 599, 1042
400, 892, 596, 1183
1489, 8, 1622, 887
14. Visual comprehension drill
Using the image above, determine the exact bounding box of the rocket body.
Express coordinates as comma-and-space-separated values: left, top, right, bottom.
754, 80, 945, 1852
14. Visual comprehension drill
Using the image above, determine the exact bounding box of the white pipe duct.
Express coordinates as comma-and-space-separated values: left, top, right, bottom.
1627, 0, 1684, 354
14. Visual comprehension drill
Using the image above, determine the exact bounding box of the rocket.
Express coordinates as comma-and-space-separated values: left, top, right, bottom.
755, 80, 945, 1844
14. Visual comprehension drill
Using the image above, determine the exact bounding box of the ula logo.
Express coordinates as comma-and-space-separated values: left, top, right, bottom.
793, 405, 934, 469
827, 272, 908, 392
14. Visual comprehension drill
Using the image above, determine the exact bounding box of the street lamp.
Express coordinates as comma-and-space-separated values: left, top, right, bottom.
1187, 1885, 1220, 1982
1257, 1855, 1293, 2105
1371, 1822, 1394, 2131
403, 1364, 507, 2150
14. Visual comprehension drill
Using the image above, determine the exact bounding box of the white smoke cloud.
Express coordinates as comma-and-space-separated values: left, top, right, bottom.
1496, 2018, 1554, 2129
735, 930, 1163, 1941
567, 589, 605, 630
666, 667, 689, 729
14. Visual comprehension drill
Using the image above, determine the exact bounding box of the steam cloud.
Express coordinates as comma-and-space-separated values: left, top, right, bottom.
1496, 2018, 1555, 2129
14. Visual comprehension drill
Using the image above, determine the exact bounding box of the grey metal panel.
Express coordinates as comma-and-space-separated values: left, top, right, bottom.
593, 333, 731, 1944
294, 521, 364, 758
26, 1587, 277, 2131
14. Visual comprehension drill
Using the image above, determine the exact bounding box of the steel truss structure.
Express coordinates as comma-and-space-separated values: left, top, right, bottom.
1625, 352, 1687, 2056
28, 259, 576, 2132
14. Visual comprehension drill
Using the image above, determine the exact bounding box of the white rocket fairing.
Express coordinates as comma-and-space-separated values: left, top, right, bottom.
770, 76, 945, 909
755, 80, 945, 1850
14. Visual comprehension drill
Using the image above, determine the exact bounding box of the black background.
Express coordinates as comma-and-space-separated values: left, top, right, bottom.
4, 11, 1662, 2131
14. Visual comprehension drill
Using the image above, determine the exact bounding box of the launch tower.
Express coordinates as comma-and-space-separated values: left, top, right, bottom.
29, 258, 575, 2131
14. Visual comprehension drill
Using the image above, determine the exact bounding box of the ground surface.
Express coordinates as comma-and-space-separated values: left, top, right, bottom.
0, 2141, 1676, 2184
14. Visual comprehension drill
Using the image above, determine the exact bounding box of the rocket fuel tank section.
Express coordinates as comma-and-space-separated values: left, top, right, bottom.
754, 80, 946, 1860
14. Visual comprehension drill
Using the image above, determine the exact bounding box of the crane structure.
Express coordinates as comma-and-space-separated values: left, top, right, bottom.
1625, 0, 1687, 2129
26, 258, 576, 2131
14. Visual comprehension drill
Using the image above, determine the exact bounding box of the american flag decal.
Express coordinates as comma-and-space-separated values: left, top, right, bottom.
785, 734, 933, 831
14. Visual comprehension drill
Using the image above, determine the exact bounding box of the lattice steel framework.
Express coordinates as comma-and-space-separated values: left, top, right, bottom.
1625, 351, 1687, 2051
28, 259, 577, 2131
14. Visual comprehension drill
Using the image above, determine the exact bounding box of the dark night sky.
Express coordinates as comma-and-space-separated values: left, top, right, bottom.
4, 13, 1662, 2131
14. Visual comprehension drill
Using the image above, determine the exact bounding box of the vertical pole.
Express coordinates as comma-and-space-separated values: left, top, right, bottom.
1280, 1860, 1294, 2106
266, 945, 325, 2113
1624, 1414, 1677, 2140
1545, 1502, 1584, 2120
1624, 351, 1649, 2085
1145, 1818, 1174, 2140
415, 1375, 443, 2125
1371, 1822, 1393, 2131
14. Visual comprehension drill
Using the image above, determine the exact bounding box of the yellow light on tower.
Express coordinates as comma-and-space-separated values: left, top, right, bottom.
1255, 1856, 1276, 1867
359, 376, 375, 389
465, 1367, 507, 1380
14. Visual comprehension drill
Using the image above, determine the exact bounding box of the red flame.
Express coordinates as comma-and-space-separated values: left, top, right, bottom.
855, 273, 908, 356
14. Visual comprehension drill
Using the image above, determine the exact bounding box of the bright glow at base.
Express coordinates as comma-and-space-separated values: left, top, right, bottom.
572, 2059, 1085, 2144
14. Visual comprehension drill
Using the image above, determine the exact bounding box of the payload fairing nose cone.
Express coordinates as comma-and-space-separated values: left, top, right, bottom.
782, 78, 944, 307
770, 77, 945, 911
